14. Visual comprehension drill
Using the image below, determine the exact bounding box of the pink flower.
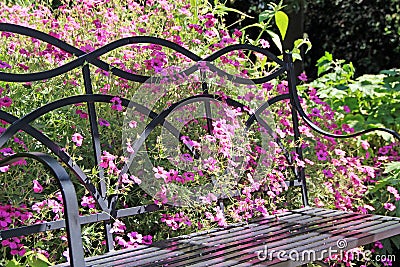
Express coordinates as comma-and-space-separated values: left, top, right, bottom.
76, 109, 88, 119
33, 180, 43, 193
81, 195, 96, 209
0, 165, 9, 172
110, 220, 126, 233
316, 150, 328, 161
233, 29, 242, 37
80, 44, 94, 53
0, 60, 11, 69
314, 198, 324, 207
361, 140, 370, 150
92, 19, 102, 28
127, 231, 142, 244
343, 105, 351, 113
0, 96, 12, 108
205, 19, 215, 28
374, 241, 384, 249
384, 202, 396, 211
115, 236, 130, 248
98, 118, 110, 127
72, 133, 83, 147
311, 108, 320, 116
142, 235, 152, 245
111, 97, 123, 111
18, 63, 29, 70
297, 72, 307, 82
153, 166, 168, 180
129, 120, 137, 128
387, 186, 398, 195
322, 169, 334, 178
259, 39, 270, 48
387, 186, 400, 201
63, 249, 70, 262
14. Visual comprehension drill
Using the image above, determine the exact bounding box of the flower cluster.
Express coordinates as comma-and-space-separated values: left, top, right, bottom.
111, 220, 152, 249
161, 212, 192, 230
0, 204, 33, 256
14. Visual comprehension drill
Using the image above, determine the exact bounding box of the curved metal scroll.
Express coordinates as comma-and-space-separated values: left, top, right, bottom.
0, 152, 85, 267
0, 95, 196, 212
0, 23, 285, 84
284, 54, 400, 142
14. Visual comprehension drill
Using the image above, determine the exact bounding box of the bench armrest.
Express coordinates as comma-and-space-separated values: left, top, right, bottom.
0, 152, 85, 267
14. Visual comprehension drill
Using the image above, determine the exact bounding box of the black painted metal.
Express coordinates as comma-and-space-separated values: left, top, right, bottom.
1, 22, 400, 267
0, 204, 162, 240
0, 153, 85, 267
285, 53, 309, 206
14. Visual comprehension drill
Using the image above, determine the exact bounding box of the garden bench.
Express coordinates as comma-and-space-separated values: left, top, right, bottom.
1, 23, 400, 267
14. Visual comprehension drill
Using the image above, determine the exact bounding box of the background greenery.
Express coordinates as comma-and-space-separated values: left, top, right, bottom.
223, 0, 400, 78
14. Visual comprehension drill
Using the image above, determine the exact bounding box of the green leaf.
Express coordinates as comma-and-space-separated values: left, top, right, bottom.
384, 161, 400, 174
26, 252, 52, 267
369, 178, 391, 193
382, 239, 393, 254
275, 11, 289, 40
215, 5, 254, 18
266, 29, 282, 53
370, 130, 395, 142
293, 37, 312, 54
259, 10, 274, 22
316, 52, 333, 75
342, 114, 365, 131
27, 258, 49, 267
6, 260, 22, 267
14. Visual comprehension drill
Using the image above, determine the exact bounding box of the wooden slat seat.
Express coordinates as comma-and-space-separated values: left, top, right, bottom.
54, 207, 400, 267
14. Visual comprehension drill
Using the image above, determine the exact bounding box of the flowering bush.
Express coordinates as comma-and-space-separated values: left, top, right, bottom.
0, 0, 398, 266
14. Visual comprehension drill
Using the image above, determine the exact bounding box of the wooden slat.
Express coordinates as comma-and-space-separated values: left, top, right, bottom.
53, 208, 400, 267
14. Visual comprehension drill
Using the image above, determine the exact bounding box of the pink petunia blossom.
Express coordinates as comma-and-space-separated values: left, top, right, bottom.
0, 60, 11, 69
297, 72, 308, 82
142, 235, 152, 245
76, 109, 88, 119
71, 133, 83, 147
32, 179, 43, 193
233, 29, 242, 37
387, 186, 400, 201
343, 105, 351, 113
98, 118, 110, 127
259, 39, 270, 48
0, 96, 12, 108
384, 202, 396, 211
111, 97, 123, 111
81, 195, 96, 209
361, 140, 370, 150
0, 165, 9, 172
127, 231, 142, 244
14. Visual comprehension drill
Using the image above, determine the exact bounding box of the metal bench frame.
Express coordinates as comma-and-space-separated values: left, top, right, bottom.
0, 23, 399, 267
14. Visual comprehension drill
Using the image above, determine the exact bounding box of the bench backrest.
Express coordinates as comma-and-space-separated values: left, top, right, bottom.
1, 23, 399, 258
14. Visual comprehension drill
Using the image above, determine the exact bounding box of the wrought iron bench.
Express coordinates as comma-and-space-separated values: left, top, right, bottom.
1, 23, 400, 267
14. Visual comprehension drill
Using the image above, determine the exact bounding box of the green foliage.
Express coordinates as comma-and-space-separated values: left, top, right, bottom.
308, 52, 400, 144
370, 162, 400, 195
241, 1, 288, 52
5, 251, 52, 267
291, 37, 312, 61
304, 0, 400, 77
